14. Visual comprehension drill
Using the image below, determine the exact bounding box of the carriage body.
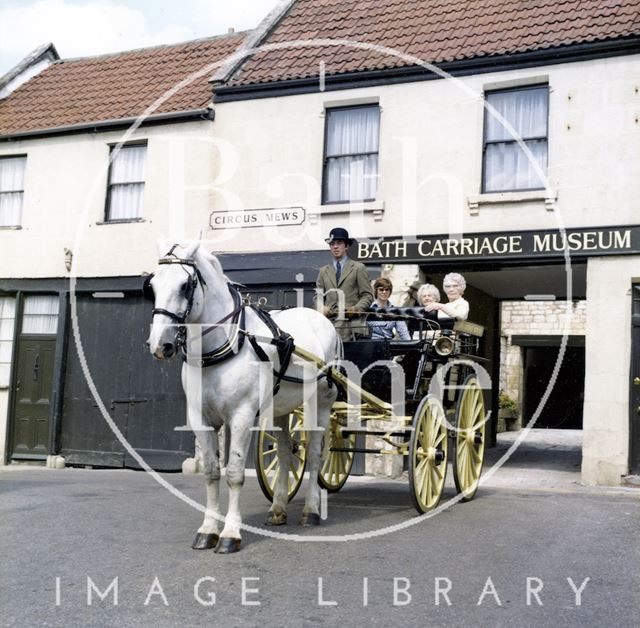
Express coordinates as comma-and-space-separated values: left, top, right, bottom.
256, 308, 489, 513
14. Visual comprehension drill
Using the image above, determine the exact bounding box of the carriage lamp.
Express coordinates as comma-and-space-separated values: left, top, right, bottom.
434, 335, 455, 356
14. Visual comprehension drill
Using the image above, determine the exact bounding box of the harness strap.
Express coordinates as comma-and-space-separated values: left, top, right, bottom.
183, 285, 246, 367
249, 305, 297, 394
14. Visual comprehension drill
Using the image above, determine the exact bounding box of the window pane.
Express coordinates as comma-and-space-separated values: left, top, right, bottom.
0, 157, 26, 191
323, 106, 380, 203
0, 157, 26, 227
486, 87, 547, 141
108, 183, 144, 220
110, 145, 146, 183
326, 107, 380, 157
0, 296, 16, 386
0, 191, 23, 226
22, 295, 59, 335
484, 139, 547, 192
325, 155, 378, 203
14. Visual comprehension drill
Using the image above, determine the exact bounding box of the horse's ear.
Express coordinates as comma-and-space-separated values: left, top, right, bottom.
182, 240, 199, 259
157, 239, 170, 256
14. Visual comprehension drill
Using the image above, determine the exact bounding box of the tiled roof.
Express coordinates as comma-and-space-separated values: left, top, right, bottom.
228, 0, 640, 86
0, 32, 246, 136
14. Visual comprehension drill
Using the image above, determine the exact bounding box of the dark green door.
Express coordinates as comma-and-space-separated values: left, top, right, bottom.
11, 337, 56, 458
630, 284, 640, 474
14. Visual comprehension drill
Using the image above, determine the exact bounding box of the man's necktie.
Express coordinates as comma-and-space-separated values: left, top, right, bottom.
335, 261, 342, 284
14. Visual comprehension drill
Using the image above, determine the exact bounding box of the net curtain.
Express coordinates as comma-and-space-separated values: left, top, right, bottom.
484, 87, 548, 192
325, 107, 380, 202
108, 145, 146, 220
0, 156, 26, 226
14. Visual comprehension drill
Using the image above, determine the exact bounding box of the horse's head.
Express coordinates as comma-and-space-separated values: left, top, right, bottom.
145, 241, 207, 359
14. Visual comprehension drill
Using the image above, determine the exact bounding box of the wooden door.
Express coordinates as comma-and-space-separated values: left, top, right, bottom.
11, 337, 56, 457
630, 284, 640, 473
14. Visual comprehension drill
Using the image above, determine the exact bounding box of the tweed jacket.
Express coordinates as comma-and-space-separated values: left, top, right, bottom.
315, 258, 374, 340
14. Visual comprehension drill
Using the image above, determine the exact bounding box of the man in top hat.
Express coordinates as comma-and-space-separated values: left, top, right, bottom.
315, 227, 374, 340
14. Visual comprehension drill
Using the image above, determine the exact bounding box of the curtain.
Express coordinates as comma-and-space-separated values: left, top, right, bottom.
0, 297, 16, 386
484, 87, 548, 192
0, 156, 26, 226
107, 145, 146, 220
22, 295, 59, 335
325, 107, 380, 202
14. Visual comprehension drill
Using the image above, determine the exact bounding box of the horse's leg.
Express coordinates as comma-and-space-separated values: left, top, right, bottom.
266, 414, 291, 526
300, 385, 334, 526
216, 410, 254, 554
192, 429, 222, 550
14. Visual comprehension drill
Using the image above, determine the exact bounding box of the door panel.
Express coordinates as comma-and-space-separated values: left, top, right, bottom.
60, 292, 193, 469
630, 284, 640, 473
11, 338, 55, 457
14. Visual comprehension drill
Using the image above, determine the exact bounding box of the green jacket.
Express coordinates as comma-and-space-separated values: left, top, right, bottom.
315, 258, 374, 340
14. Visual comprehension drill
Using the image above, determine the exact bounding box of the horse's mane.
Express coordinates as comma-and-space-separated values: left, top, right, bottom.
197, 245, 224, 277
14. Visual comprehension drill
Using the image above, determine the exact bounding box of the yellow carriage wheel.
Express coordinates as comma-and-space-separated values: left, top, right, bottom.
255, 409, 307, 502
408, 396, 448, 513
318, 408, 356, 493
451, 376, 486, 501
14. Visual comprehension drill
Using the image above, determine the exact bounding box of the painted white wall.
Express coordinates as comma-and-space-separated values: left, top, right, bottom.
1, 54, 637, 272
0, 119, 218, 278
583, 256, 639, 485
206, 53, 640, 254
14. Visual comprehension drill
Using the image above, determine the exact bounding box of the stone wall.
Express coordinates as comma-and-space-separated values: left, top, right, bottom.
499, 300, 586, 425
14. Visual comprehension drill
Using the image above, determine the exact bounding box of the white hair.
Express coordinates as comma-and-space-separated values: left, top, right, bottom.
417, 283, 441, 303
443, 272, 466, 293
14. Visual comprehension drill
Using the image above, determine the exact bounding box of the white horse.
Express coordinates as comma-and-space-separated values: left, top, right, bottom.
145, 242, 340, 553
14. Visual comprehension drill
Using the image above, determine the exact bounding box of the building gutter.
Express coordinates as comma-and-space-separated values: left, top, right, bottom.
0, 107, 214, 142
213, 36, 640, 103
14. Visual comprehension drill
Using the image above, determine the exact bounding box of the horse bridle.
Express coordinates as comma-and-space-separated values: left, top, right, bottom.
144, 257, 206, 325
143, 253, 245, 362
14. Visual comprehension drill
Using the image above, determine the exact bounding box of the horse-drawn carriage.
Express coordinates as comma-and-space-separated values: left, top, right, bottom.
145, 243, 489, 553
255, 310, 488, 514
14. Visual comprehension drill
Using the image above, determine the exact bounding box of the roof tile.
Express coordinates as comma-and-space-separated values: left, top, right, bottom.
0, 32, 246, 135
229, 0, 640, 86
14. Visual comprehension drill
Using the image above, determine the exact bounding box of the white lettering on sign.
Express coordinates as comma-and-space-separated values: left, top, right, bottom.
356, 229, 633, 261
210, 207, 305, 229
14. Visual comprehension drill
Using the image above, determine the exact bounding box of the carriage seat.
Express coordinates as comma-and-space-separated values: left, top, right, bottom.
387, 339, 425, 353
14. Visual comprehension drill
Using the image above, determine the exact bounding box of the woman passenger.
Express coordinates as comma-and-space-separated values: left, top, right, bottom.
423, 272, 469, 321
368, 278, 410, 340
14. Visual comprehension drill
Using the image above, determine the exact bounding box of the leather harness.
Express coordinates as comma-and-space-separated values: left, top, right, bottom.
146, 252, 326, 394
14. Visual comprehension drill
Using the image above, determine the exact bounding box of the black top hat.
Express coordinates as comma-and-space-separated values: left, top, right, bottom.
325, 227, 354, 245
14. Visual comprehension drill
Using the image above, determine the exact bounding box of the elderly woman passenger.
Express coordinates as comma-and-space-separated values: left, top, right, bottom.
423, 272, 469, 321
417, 283, 441, 308
367, 278, 410, 340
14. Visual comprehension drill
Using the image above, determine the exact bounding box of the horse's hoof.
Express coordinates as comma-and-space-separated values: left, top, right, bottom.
265, 511, 287, 526
300, 512, 321, 527
215, 537, 242, 554
192, 532, 219, 550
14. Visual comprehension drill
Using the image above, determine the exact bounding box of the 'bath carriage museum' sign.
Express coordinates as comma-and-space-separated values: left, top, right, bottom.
354, 225, 640, 263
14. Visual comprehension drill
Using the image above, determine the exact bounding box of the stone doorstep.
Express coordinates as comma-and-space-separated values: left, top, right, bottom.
621, 475, 640, 488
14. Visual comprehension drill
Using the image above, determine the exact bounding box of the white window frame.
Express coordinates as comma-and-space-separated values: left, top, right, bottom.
0, 296, 16, 387
0, 155, 27, 228
482, 85, 549, 193
104, 142, 147, 222
322, 104, 380, 204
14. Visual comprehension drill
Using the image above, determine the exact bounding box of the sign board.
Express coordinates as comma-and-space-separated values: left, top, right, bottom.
210, 207, 305, 229
354, 225, 640, 263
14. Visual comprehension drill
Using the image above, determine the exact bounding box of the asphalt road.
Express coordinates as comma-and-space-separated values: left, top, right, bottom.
1, 457, 638, 628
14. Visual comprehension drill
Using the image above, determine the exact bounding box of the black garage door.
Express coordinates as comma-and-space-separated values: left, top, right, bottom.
60, 291, 193, 470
